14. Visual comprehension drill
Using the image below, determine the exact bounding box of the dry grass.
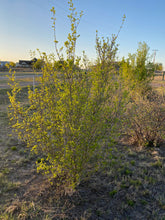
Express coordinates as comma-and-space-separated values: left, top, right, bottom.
0, 72, 41, 89
151, 75, 165, 95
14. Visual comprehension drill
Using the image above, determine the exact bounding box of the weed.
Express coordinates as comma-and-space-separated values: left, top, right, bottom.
0, 172, 20, 193
142, 189, 150, 196
11, 146, 17, 151
140, 199, 148, 205
2, 168, 10, 174
119, 167, 132, 176
128, 150, 137, 158
143, 168, 148, 174
129, 179, 142, 186
151, 160, 163, 168
124, 169, 132, 175
148, 176, 156, 184
130, 160, 135, 166
110, 159, 117, 166
4, 181, 20, 192
121, 181, 130, 189
0, 213, 15, 220
126, 200, 135, 206
17, 158, 30, 166
109, 189, 117, 197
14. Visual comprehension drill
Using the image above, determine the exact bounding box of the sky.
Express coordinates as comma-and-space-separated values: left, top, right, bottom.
1, 0, 165, 68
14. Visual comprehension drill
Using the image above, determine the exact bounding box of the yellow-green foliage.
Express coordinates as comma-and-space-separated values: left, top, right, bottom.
33, 59, 45, 70
120, 42, 154, 84
154, 63, 163, 71
8, 0, 127, 188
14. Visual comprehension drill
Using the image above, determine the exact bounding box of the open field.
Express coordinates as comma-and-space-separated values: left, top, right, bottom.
0, 72, 42, 89
0, 76, 165, 219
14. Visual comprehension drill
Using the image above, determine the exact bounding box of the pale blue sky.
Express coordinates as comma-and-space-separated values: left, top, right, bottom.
0, 0, 165, 68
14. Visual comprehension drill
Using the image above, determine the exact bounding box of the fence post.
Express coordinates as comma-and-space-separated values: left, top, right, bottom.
33, 75, 35, 93
162, 71, 164, 81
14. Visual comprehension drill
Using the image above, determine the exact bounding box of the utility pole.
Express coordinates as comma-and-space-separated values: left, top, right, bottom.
153, 49, 158, 64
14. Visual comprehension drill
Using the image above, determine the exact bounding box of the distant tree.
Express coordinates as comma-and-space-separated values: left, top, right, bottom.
154, 63, 163, 71
33, 59, 44, 70
10, 62, 16, 67
5, 62, 16, 69
135, 42, 149, 80
120, 42, 154, 82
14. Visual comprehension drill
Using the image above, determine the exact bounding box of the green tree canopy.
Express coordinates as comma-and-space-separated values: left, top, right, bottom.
120, 42, 154, 82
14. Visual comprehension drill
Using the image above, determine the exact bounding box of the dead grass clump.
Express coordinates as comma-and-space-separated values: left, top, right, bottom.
5, 200, 21, 217
124, 93, 165, 148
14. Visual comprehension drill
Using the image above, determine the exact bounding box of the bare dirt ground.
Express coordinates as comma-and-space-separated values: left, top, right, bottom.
0, 76, 165, 219
151, 75, 165, 91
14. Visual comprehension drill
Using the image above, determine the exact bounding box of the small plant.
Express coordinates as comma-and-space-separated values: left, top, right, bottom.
110, 159, 117, 166
109, 189, 117, 197
0, 172, 20, 193
129, 179, 142, 186
151, 160, 163, 168
2, 168, 10, 174
145, 176, 156, 184
124, 169, 132, 175
119, 166, 132, 176
11, 146, 17, 151
120, 181, 130, 189
128, 150, 137, 158
127, 199, 135, 206
130, 160, 135, 166
140, 199, 148, 205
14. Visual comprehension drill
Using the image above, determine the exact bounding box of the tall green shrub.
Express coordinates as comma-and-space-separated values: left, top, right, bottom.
8, 0, 126, 188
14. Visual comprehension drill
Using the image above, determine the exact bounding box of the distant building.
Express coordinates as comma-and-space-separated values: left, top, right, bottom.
18, 58, 37, 67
